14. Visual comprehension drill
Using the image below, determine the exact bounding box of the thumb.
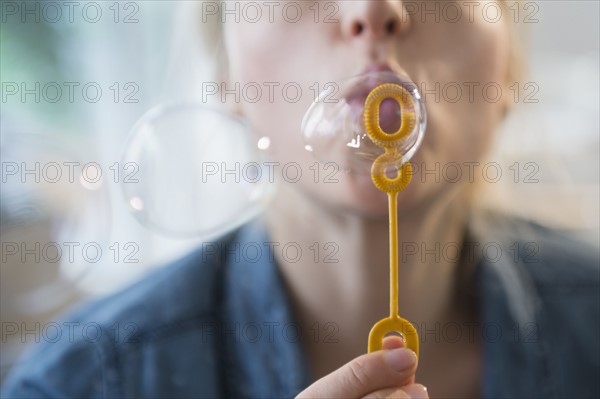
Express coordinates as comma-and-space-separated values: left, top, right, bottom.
382, 335, 407, 350
297, 341, 417, 398
382, 335, 416, 385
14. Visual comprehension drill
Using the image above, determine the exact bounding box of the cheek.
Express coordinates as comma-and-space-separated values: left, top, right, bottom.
224, 24, 327, 164
416, 19, 510, 165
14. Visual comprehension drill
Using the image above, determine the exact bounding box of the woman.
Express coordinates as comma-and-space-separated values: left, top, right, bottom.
3, 1, 598, 398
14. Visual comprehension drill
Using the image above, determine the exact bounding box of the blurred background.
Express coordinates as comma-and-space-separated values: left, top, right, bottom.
1, 0, 598, 383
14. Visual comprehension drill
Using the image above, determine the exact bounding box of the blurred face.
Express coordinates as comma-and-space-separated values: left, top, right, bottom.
222, 0, 511, 217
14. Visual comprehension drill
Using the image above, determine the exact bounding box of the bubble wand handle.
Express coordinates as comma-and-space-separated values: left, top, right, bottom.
364, 84, 420, 356
389, 191, 399, 319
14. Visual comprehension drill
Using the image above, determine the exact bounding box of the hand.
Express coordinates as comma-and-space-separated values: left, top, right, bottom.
296, 336, 428, 399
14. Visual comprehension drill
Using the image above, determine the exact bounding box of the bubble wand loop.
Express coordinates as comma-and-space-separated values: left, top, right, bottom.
364, 84, 420, 356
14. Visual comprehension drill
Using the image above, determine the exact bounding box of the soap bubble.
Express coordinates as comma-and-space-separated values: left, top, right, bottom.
0, 133, 110, 314
301, 71, 426, 175
121, 103, 274, 238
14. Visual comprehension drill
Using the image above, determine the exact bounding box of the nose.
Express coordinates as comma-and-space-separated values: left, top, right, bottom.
342, 1, 408, 40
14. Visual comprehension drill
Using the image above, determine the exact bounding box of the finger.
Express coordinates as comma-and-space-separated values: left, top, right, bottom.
382, 335, 406, 350
296, 347, 418, 399
363, 384, 429, 399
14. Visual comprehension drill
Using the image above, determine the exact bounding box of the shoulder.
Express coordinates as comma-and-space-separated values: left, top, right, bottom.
1, 229, 240, 398
493, 214, 598, 293
475, 213, 599, 397
478, 212, 599, 323
474, 211, 599, 291
517, 220, 599, 396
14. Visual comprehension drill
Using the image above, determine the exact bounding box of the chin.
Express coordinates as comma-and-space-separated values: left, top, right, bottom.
329, 173, 421, 220
345, 173, 429, 219
297, 164, 430, 220
345, 173, 389, 215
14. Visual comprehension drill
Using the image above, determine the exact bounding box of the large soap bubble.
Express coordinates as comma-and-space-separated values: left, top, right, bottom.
121, 103, 274, 238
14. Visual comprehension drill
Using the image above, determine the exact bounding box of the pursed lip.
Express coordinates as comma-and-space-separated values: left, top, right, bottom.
344, 63, 406, 133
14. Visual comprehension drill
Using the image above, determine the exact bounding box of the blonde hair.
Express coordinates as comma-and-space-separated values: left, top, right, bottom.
164, 2, 225, 102
476, 3, 598, 242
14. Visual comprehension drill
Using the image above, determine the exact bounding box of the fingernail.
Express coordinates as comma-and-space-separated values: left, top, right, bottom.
383, 348, 416, 372
403, 384, 428, 399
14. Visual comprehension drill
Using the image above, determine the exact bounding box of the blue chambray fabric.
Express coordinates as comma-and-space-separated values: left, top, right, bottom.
2, 218, 598, 398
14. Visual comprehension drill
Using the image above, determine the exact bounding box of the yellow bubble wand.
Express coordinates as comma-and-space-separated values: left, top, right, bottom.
364, 84, 419, 356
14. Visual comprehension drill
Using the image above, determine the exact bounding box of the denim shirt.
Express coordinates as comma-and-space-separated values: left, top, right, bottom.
2, 217, 599, 398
